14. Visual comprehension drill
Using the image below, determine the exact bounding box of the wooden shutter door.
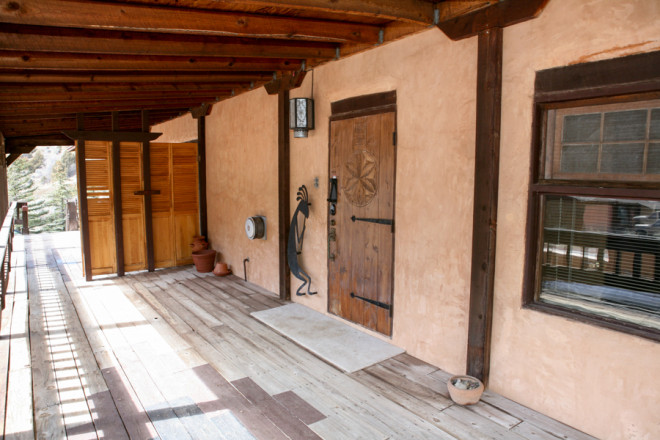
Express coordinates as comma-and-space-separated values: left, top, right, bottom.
84, 141, 116, 275
119, 142, 146, 272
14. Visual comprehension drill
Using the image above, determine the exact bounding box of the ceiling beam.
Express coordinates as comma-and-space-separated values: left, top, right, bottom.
6, 153, 22, 166
0, 82, 252, 95
0, 25, 338, 60
0, 89, 234, 103
199, 0, 436, 24
0, 51, 303, 71
1, 0, 380, 43
436, 1, 496, 22
436, 0, 550, 40
0, 109, 185, 123
6, 135, 73, 152
0, 71, 274, 83
0, 98, 216, 116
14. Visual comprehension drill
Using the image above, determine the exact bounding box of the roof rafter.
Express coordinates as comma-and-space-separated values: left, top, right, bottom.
2, 0, 380, 43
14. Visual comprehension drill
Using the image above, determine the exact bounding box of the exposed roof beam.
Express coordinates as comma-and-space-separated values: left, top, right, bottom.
6, 135, 72, 152
436, 0, 549, 40
0, 109, 184, 123
201, 0, 436, 24
0, 25, 338, 60
0, 89, 234, 103
0, 98, 215, 116
436, 1, 496, 22
0, 71, 274, 83
0, 51, 303, 71
6, 153, 22, 165
1, 0, 380, 43
0, 82, 251, 95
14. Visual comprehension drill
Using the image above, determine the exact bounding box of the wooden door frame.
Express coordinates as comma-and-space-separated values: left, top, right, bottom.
327, 90, 398, 334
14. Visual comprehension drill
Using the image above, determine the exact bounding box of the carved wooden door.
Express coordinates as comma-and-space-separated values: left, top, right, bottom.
328, 111, 396, 336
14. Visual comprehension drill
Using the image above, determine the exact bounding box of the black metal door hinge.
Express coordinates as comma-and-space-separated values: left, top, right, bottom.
351, 292, 391, 313
393, 131, 397, 146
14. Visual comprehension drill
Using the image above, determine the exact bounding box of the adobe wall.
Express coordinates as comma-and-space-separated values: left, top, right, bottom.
153, 0, 660, 437
492, 0, 660, 439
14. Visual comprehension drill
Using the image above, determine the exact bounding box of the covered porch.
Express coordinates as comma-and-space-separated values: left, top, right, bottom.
0, 231, 595, 439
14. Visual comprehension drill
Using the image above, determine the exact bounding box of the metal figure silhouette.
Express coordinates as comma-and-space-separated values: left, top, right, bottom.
288, 185, 316, 296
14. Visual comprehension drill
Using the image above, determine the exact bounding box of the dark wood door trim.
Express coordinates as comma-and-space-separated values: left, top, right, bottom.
142, 110, 155, 272
195, 115, 208, 239
330, 90, 396, 120
467, 28, 503, 384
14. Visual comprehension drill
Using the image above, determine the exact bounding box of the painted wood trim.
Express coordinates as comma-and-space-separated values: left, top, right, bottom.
331, 91, 396, 117
197, 116, 208, 238
534, 50, 660, 103
76, 113, 93, 281
111, 112, 125, 277
62, 131, 162, 142
142, 110, 155, 272
467, 28, 503, 384
278, 89, 291, 301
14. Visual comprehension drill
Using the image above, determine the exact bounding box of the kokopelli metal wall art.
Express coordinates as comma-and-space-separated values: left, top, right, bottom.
287, 185, 316, 296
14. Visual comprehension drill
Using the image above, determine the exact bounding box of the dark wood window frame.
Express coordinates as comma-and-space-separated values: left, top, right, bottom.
523, 50, 660, 342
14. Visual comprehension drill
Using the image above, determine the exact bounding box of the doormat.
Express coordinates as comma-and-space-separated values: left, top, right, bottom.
251, 303, 404, 373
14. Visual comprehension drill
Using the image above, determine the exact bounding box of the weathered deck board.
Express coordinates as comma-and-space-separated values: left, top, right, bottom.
2, 232, 599, 440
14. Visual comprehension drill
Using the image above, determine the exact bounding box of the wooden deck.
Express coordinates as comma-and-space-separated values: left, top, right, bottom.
0, 232, 597, 440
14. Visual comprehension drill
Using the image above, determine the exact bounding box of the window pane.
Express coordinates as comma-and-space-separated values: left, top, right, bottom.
648, 143, 660, 174
560, 144, 598, 173
650, 108, 660, 140
603, 109, 647, 141
600, 143, 644, 174
539, 195, 660, 330
562, 113, 601, 142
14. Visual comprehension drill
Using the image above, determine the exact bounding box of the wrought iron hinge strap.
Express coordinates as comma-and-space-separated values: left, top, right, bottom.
350, 292, 391, 312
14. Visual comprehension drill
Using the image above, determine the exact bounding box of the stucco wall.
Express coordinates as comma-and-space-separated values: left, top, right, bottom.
491, 0, 660, 439
289, 28, 477, 376
152, 113, 197, 143
153, 0, 660, 437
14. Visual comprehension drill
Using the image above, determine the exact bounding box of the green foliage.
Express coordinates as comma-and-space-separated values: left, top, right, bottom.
8, 147, 77, 234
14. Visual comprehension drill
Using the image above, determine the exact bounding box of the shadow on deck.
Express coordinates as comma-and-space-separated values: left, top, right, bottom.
0, 232, 597, 440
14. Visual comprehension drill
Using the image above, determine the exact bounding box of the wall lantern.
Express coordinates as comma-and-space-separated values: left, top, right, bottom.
289, 97, 315, 138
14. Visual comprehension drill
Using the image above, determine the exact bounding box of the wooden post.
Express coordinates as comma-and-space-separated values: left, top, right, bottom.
76, 113, 94, 281
278, 90, 291, 301
467, 27, 503, 384
111, 111, 125, 276
195, 114, 208, 238
142, 110, 155, 272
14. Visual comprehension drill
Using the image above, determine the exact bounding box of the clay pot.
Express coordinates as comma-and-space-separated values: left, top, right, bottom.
213, 262, 232, 277
190, 236, 209, 252
447, 375, 484, 405
192, 249, 216, 273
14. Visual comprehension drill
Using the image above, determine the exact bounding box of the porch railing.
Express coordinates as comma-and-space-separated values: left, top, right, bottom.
0, 201, 17, 313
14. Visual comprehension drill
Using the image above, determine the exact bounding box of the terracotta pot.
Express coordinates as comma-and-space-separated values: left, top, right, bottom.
190, 236, 209, 252
192, 249, 216, 273
447, 375, 484, 405
213, 262, 232, 277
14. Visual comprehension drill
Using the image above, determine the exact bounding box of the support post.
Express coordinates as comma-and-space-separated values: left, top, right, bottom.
111, 111, 125, 276
76, 113, 93, 281
194, 113, 208, 238
278, 90, 291, 300
142, 110, 155, 272
467, 27, 503, 384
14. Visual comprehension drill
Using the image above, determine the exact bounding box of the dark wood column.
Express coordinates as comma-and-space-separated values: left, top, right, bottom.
142, 110, 155, 272
467, 27, 503, 384
278, 89, 291, 301
111, 112, 125, 276
75, 113, 93, 281
191, 104, 210, 239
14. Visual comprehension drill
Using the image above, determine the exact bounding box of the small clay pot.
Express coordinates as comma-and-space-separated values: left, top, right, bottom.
192, 249, 216, 273
447, 375, 484, 405
190, 235, 209, 252
213, 262, 231, 277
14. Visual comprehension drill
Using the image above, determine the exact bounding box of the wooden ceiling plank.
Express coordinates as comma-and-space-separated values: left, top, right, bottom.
1, 0, 380, 43
436, 0, 550, 40
192, 0, 436, 24
0, 25, 338, 59
0, 71, 274, 83
0, 82, 255, 94
0, 51, 303, 71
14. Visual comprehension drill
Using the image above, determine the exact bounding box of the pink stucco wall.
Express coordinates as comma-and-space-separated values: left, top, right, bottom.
154, 0, 660, 437
492, 1, 660, 439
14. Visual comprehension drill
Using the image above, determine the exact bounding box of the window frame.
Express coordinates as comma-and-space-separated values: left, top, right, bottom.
523, 51, 660, 342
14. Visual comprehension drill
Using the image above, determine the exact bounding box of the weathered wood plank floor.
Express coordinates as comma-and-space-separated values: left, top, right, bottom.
0, 232, 597, 439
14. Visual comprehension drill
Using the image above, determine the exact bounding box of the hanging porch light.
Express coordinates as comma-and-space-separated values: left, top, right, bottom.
289, 97, 315, 138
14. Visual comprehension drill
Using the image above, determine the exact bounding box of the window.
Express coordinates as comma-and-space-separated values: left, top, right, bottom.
524, 51, 660, 340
